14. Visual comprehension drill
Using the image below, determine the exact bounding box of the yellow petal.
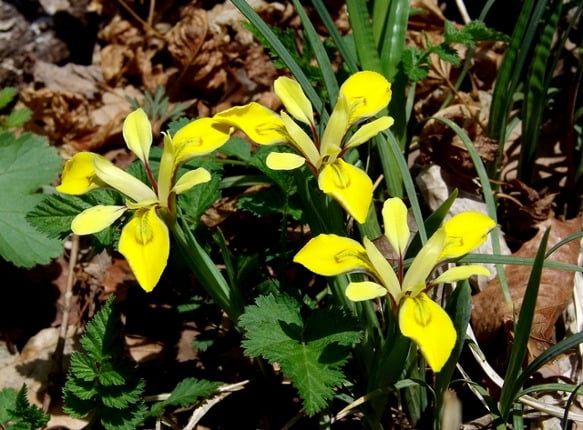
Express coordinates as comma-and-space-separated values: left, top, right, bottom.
440, 212, 497, 260
72, 205, 127, 235
346, 281, 386, 301
320, 95, 350, 159
401, 228, 445, 295
318, 159, 373, 224
56, 152, 105, 195
399, 293, 457, 372
432, 265, 491, 285
123, 108, 152, 164
118, 206, 170, 292
280, 112, 320, 166
266, 152, 306, 170
363, 237, 401, 300
339, 71, 392, 125
173, 118, 231, 164
293, 233, 371, 276
214, 103, 287, 145
93, 155, 157, 203
172, 168, 211, 194
345, 116, 394, 149
274, 77, 314, 125
382, 197, 410, 256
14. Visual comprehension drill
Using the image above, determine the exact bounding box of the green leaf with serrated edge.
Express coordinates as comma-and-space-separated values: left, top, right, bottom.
236, 187, 303, 220
0, 130, 62, 266
63, 377, 98, 401
178, 174, 221, 223
401, 47, 429, 82
0, 388, 18, 425
4, 109, 32, 129
100, 403, 147, 430
150, 378, 221, 417
101, 380, 145, 408
69, 353, 99, 382
7, 385, 49, 429
431, 44, 462, 66
27, 189, 121, 240
239, 294, 361, 415
217, 136, 252, 162
0, 88, 17, 110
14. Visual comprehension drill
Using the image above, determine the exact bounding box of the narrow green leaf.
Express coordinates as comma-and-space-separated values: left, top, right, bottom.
230, 0, 323, 113
290, 0, 339, 104
379, 0, 410, 79
311, 0, 359, 73
499, 228, 551, 420
345, 0, 382, 72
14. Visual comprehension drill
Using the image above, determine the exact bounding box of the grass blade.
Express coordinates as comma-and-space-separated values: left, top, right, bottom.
345, 0, 382, 72
499, 227, 551, 420
378, 0, 410, 80
290, 0, 339, 104
230, 0, 324, 113
311, 0, 359, 74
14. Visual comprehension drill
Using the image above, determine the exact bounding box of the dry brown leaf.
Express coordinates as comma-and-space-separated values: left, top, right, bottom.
472, 216, 582, 366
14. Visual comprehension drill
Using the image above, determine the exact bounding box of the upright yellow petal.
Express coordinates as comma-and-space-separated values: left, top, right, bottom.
172, 168, 211, 194
382, 197, 410, 257
346, 281, 386, 301
339, 71, 392, 125
57, 152, 105, 195
118, 206, 170, 292
318, 159, 373, 224
93, 156, 157, 203
274, 77, 314, 125
173, 118, 231, 164
432, 265, 491, 285
363, 237, 401, 300
266, 152, 306, 170
72, 205, 127, 235
214, 103, 287, 145
123, 108, 152, 165
293, 234, 371, 276
320, 95, 350, 159
344, 116, 394, 149
280, 112, 320, 166
401, 228, 446, 295
440, 212, 496, 260
399, 293, 456, 372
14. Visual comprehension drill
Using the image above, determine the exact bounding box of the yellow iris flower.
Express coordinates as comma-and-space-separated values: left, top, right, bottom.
214, 71, 394, 224
57, 108, 231, 292
294, 197, 496, 372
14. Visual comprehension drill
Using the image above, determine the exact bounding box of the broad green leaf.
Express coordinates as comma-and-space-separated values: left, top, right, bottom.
218, 137, 252, 161
0, 131, 62, 266
239, 294, 361, 415
3, 109, 32, 129
236, 187, 303, 221
0, 388, 18, 425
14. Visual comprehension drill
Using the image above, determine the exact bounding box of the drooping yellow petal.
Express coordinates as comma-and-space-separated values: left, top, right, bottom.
346, 281, 387, 301
363, 237, 401, 300
123, 108, 152, 165
280, 112, 320, 166
440, 212, 496, 260
56, 152, 105, 195
172, 168, 211, 194
339, 71, 392, 125
71, 205, 127, 235
118, 206, 170, 292
274, 76, 314, 125
173, 118, 231, 164
293, 233, 371, 276
399, 293, 457, 372
92, 155, 158, 203
318, 159, 373, 224
214, 103, 287, 145
266, 152, 306, 170
401, 228, 446, 295
432, 265, 491, 285
382, 197, 410, 257
345, 116, 394, 149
